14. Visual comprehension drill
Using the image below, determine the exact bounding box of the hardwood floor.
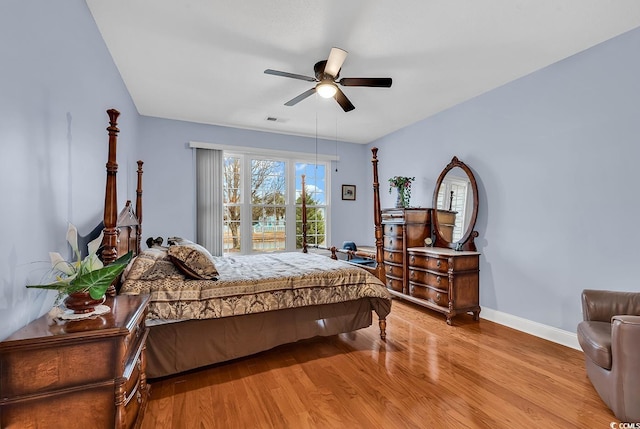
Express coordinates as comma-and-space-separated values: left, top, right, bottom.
141, 299, 616, 428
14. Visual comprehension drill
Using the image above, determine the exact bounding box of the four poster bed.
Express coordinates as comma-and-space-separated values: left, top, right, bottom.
100, 109, 390, 379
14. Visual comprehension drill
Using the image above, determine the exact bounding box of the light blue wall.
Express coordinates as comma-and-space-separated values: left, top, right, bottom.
3, 0, 639, 341
370, 27, 640, 332
137, 116, 372, 245
0, 0, 372, 342
0, 0, 138, 340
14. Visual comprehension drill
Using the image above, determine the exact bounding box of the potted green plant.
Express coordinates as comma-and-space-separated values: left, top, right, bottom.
389, 176, 415, 208
26, 224, 132, 313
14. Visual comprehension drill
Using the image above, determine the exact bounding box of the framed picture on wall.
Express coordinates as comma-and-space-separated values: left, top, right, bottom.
342, 184, 356, 201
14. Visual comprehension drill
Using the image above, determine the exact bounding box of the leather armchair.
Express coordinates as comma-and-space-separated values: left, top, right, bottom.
577, 289, 640, 421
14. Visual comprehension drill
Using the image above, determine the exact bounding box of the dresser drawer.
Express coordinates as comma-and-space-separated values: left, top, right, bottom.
384, 236, 403, 251
383, 223, 403, 237
409, 269, 449, 289
409, 282, 448, 306
384, 262, 403, 278
408, 253, 449, 272
386, 277, 403, 293
384, 250, 402, 263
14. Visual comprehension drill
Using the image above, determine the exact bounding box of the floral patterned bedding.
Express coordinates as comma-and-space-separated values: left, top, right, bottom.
120, 248, 391, 321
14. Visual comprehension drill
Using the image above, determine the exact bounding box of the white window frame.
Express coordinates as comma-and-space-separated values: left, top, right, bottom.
190, 142, 335, 255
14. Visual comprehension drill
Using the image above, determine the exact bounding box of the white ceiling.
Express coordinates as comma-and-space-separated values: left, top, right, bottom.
86, 1, 640, 144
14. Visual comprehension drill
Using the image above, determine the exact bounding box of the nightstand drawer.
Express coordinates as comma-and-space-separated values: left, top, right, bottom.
122, 375, 142, 429
0, 339, 116, 398
123, 314, 147, 361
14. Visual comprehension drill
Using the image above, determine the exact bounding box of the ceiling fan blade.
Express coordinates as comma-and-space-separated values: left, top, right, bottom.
284, 88, 316, 106
338, 77, 392, 87
264, 69, 316, 82
324, 47, 348, 77
334, 87, 355, 112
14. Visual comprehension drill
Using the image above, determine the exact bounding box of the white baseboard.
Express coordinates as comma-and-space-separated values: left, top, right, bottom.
480, 307, 580, 350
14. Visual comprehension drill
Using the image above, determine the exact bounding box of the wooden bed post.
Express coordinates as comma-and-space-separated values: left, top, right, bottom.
301, 174, 308, 253
136, 160, 144, 255
371, 148, 385, 284
102, 108, 120, 266
371, 147, 387, 341
102, 109, 120, 296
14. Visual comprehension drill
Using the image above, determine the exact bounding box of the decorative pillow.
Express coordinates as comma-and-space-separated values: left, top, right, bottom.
168, 242, 219, 280
167, 236, 194, 246
124, 247, 185, 281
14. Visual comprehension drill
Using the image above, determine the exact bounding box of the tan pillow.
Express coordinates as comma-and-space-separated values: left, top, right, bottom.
123, 248, 185, 281
168, 242, 219, 280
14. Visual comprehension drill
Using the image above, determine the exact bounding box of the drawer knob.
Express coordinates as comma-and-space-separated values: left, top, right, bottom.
409, 271, 414, 279
436, 276, 441, 284
436, 260, 441, 268
436, 293, 441, 302
410, 255, 415, 263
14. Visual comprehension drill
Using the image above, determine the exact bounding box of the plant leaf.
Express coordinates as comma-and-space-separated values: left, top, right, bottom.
73, 251, 133, 299
49, 252, 74, 275
87, 231, 104, 256
66, 223, 80, 261
27, 251, 133, 299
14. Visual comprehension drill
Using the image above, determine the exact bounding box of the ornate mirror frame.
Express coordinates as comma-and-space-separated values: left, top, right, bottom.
432, 156, 479, 251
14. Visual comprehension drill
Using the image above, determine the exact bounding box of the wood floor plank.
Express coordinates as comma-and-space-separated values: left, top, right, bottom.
141, 299, 618, 428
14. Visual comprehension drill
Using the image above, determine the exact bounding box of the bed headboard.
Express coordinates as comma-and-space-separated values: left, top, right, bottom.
100, 109, 144, 295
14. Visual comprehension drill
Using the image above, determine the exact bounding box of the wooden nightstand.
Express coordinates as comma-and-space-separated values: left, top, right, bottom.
0, 294, 150, 429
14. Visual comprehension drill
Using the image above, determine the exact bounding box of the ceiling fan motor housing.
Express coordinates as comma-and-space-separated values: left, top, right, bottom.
314, 60, 339, 80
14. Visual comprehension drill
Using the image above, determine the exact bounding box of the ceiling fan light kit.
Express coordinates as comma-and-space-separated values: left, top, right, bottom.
316, 81, 337, 98
264, 47, 392, 112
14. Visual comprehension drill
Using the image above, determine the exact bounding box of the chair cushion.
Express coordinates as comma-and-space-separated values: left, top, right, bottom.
349, 258, 376, 266
577, 321, 612, 370
342, 241, 357, 251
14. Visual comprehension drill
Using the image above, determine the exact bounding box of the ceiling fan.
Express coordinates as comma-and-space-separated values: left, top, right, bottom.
264, 47, 392, 112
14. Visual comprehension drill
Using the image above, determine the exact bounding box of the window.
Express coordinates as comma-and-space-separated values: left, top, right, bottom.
295, 162, 326, 249
222, 153, 329, 255
251, 159, 286, 252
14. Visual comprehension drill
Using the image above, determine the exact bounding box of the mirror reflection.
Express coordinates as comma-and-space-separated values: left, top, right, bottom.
435, 167, 473, 243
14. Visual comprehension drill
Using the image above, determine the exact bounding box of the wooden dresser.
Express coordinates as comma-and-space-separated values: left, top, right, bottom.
406, 247, 480, 325
0, 294, 150, 429
381, 208, 431, 295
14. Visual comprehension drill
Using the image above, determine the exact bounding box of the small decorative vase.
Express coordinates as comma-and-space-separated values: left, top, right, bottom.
395, 187, 408, 208
64, 292, 106, 314
395, 189, 402, 208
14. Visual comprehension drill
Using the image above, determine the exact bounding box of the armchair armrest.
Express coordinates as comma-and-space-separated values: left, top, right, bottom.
582, 289, 640, 322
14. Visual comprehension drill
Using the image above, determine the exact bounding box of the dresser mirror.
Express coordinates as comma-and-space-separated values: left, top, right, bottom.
432, 156, 479, 251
